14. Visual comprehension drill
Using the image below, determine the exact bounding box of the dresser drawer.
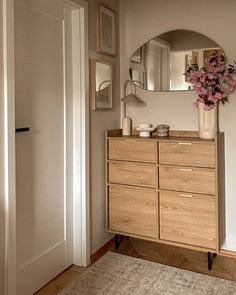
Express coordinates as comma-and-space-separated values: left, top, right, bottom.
159, 141, 215, 168
108, 185, 157, 238
160, 191, 216, 249
109, 161, 157, 187
108, 139, 157, 163
159, 166, 216, 195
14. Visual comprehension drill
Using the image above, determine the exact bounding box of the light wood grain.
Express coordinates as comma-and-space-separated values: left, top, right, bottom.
132, 129, 201, 138
106, 129, 122, 137
168, 130, 199, 137
35, 265, 85, 295
108, 139, 157, 163
159, 141, 215, 168
107, 129, 220, 142
160, 190, 216, 249
216, 133, 225, 251
159, 166, 216, 195
108, 184, 157, 238
106, 131, 223, 255
90, 238, 115, 264
220, 249, 236, 258
108, 161, 157, 187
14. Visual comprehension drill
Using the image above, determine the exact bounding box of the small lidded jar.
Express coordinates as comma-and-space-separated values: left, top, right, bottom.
157, 125, 169, 137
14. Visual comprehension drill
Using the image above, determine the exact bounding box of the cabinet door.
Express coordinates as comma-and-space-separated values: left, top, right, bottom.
160, 191, 216, 249
159, 141, 215, 168
159, 166, 216, 195
108, 139, 157, 163
108, 161, 157, 188
108, 185, 157, 238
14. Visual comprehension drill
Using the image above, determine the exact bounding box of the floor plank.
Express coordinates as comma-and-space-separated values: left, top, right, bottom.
35, 265, 85, 295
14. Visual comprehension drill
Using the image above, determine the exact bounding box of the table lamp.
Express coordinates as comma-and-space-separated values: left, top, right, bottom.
121, 80, 144, 136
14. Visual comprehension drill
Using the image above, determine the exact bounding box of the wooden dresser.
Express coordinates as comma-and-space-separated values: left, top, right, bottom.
106, 129, 225, 267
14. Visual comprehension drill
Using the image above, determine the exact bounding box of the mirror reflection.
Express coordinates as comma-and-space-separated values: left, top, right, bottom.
129, 30, 224, 92
95, 61, 112, 109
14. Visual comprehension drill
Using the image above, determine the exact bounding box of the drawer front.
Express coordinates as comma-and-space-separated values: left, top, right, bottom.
159, 166, 216, 195
108, 185, 157, 238
159, 141, 215, 168
108, 139, 157, 163
109, 161, 157, 187
160, 191, 216, 249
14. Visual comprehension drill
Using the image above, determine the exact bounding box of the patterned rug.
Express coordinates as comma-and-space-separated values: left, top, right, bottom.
59, 251, 236, 295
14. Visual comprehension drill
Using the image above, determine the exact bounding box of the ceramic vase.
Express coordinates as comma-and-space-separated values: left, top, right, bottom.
198, 103, 218, 139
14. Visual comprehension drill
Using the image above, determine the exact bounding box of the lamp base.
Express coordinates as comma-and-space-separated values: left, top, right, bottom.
122, 116, 132, 136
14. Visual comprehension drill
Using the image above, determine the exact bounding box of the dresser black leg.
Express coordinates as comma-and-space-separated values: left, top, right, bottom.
115, 234, 120, 250
208, 252, 217, 271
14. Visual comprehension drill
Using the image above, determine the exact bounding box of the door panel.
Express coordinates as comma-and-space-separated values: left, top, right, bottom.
15, 0, 72, 293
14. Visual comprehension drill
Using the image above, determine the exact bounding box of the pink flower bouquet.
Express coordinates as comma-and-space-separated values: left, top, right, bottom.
186, 52, 236, 110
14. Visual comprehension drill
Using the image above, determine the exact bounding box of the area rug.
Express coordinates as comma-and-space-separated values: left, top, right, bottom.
59, 251, 236, 295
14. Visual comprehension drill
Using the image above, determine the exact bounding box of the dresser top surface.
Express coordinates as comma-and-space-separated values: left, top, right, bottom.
106, 129, 223, 143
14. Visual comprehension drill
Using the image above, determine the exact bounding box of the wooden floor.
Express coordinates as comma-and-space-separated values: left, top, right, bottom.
36, 237, 236, 294
35, 265, 85, 295
115, 238, 236, 281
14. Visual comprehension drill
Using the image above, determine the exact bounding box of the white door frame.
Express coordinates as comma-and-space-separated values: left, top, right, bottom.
2, 0, 90, 294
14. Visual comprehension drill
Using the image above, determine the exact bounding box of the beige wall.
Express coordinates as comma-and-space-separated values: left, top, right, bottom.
72, 0, 120, 254
120, 0, 236, 251
0, 1, 5, 293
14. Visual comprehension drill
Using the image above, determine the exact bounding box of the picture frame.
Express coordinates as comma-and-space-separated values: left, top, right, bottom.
203, 48, 224, 68
185, 54, 192, 82
130, 47, 143, 64
96, 3, 116, 56
90, 59, 113, 110
192, 50, 199, 65
129, 68, 146, 89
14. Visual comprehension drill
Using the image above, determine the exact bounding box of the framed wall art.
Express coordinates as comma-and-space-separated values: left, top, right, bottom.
130, 47, 143, 64
185, 54, 192, 82
90, 59, 113, 110
96, 4, 116, 56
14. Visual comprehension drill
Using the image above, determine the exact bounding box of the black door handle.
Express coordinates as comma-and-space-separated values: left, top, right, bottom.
15, 127, 30, 133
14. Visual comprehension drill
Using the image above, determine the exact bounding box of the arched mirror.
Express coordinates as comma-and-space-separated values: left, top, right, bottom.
129, 30, 225, 92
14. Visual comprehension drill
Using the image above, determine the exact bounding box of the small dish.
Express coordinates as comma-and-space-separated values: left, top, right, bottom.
135, 126, 156, 137
138, 123, 151, 129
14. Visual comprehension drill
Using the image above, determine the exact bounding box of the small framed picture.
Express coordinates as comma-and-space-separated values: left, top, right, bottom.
96, 4, 116, 56
90, 59, 113, 110
192, 50, 199, 65
131, 48, 143, 64
185, 54, 192, 82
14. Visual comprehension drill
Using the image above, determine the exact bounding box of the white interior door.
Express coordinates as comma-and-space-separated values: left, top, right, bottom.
15, 0, 73, 293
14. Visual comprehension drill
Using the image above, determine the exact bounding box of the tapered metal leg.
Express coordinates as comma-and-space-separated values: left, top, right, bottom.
115, 234, 120, 250
208, 252, 217, 271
